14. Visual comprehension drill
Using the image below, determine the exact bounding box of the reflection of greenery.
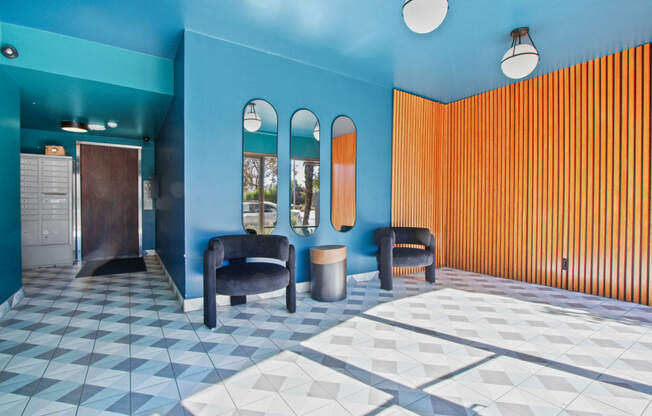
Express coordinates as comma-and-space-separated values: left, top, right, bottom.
244, 184, 277, 202
245, 225, 276, 235
290, 214, 300, 227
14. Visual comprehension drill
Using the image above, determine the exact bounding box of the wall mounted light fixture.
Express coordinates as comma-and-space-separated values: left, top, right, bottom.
501, 27, 540, 79
1, 44, 18, 59
403, 0, 448, 34
61, 121, 88, 133
243, 103, 262, 132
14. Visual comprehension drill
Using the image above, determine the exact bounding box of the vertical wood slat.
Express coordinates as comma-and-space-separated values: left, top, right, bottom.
391, 44, 651, 306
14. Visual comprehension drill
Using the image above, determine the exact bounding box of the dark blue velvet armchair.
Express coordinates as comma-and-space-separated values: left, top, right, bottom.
376, 227, 435, 290
203, 235, 296, 328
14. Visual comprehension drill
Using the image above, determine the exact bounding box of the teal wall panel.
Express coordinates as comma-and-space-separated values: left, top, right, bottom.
155, 36, 186, 295
0, 69, 22, 305
0, 22, 173, 95
243, 131, 277, 155
20, 129, 156, 251
290, 135, 320, 160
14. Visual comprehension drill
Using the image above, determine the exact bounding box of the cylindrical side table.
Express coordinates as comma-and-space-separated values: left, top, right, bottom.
310, 245, 347, 302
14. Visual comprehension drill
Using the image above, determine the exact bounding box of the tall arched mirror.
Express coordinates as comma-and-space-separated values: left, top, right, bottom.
242, 99, 278, 234
290, 109, 320, 236
331, 116, 356, 232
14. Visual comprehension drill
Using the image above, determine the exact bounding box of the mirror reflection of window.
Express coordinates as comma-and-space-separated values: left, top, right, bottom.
331, 116, 356, 232
242, 99, 278, 235
290, 109, 320, 236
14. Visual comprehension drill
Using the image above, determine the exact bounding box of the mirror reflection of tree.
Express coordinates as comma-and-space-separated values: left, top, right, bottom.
291, 159, 319, 234
243, 153, 277, 234
303, 162, 314, 226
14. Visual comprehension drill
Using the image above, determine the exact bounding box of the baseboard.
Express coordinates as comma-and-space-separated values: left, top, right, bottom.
155, 251, 186, 309
0, 287, 25, 319
154, 252, 378, 313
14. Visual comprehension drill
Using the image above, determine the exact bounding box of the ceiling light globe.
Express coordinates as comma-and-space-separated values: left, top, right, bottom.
243, 113, 262, 133
313, 123, 320, 141
501, 43, 539, 79
403, 0, 448, 34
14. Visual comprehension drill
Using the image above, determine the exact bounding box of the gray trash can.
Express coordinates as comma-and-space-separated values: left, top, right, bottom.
310, 245, 347, 302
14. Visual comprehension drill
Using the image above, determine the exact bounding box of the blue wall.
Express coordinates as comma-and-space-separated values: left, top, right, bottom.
155, 37, 187, 295
20, 128, 156, 251
0, 70, 22, 305
183, 31, 393, 299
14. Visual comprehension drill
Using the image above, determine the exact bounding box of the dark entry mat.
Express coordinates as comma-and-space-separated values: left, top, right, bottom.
76, 257, 146, 278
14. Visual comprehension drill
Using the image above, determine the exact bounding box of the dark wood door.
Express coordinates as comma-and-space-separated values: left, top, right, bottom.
80, 144, 139, 260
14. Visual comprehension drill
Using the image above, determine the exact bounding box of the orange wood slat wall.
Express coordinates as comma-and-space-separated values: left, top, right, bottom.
392, 44, 651, 305
391, 91, 448, 274
331, 132, 357, 231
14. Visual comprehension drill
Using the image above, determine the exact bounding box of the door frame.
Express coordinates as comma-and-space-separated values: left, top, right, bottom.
75, 141, 143, 261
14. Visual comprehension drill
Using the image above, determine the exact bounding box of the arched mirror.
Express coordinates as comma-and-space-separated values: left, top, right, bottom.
290, 109, 320, 236
331, 116, 356, 232
242, 99, 278, 234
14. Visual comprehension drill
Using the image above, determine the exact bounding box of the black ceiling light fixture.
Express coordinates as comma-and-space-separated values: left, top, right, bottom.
61, 121, 89, 133
1, 44, 18, 59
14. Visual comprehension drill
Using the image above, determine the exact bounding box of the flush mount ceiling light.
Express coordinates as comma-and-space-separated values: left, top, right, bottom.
501, 27, 540, 79
243, 103, 262, 133
107, 120, 118, 128
61, 121, 88, 133
1, 44, 18, 59
402, 0, 448, 34
87, 123, 106, 131
313, 122, 320, 141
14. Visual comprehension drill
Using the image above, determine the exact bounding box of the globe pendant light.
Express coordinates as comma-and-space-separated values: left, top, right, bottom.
402, 0, 448, 34
313, 122, 320, 141
501, 27, 539, 79
243, 103, 262, 132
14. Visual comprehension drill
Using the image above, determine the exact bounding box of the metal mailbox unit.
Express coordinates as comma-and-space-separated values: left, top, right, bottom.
20, 154, 74, 268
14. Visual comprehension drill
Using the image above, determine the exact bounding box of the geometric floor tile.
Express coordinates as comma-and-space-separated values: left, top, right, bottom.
0, 259, 650, 415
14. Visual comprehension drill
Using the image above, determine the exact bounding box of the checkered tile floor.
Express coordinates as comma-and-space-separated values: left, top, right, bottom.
0, 257, 651, 415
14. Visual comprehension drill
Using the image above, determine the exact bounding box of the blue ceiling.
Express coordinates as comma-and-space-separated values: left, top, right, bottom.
2, 0, 652, 102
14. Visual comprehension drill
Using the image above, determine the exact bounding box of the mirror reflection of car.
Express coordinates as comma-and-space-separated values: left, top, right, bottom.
243, 201, 278, 228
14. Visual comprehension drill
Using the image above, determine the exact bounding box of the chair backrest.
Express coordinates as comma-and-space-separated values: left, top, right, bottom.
388, 227, 431, 246
209, 235, 289, 262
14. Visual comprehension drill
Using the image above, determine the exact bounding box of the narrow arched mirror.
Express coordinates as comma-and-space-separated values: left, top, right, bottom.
290, 109, 320, 236
331, 116, 356, 232
242, 99, 278, 234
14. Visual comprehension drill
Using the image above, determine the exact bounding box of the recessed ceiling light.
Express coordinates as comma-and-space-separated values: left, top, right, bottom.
88, 123, 106, 131
61, 121, 88, 133
107, 120, 118, 128
1, 44, 18, 59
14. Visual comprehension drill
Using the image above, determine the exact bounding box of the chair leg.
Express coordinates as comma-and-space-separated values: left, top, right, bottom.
286, 284, 296, 313
425, 264, 435, 284
230, 296, 246, 306
380, 272, 393, 291
378, 260, 393, 291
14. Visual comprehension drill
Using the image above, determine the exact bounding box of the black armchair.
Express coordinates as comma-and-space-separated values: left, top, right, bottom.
376, 227, 435, 291
203, 234, 296, 328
